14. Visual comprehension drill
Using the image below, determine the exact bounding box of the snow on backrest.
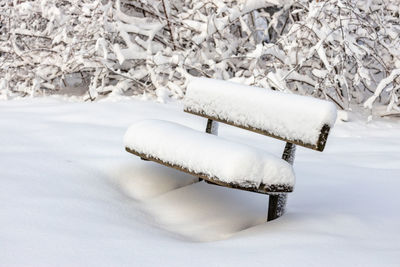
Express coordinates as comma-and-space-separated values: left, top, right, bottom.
183, 78, 337, 151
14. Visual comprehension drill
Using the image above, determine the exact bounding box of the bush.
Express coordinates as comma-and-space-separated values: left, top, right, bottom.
0, 0, 399, 113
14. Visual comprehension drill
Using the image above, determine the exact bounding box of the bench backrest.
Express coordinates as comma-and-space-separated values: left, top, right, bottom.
183, 78, 337, 151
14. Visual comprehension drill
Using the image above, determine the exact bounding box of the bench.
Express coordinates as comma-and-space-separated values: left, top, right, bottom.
124, 78, 337, 221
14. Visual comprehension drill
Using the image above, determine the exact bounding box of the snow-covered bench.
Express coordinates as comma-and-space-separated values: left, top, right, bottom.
124, 78, 337, 221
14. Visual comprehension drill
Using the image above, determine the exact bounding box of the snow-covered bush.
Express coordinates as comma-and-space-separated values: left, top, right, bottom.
0, 0, 113, 99
0, 0, 399, 113
264, 0, 400, 112
0, 0, 287, 100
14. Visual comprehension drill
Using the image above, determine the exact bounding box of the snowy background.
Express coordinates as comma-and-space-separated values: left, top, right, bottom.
1, 0, 399, 115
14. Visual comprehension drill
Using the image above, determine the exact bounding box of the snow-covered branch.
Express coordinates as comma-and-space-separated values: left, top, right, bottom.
0, 0, 399, 112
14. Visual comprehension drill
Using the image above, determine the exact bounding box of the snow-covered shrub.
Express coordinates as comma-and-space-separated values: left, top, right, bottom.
0, 0, 113, 99
263, 0, 400, 112
0, 0, 294, 100
97, 0, 293, 100
0, 0, 399, 113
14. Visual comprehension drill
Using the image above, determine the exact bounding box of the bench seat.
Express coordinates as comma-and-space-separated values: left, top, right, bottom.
124, 119, 295, 193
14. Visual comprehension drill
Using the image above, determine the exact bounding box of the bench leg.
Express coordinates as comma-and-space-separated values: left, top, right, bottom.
205, 119, 219, 135
267, 194, 287, 221
199, 119, 218, 183
266, 142, 294, 221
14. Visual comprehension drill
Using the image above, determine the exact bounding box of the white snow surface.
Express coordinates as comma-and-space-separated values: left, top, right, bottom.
124, 120, 295, 187
1, 98, 400, 267
184, 78, 337, 146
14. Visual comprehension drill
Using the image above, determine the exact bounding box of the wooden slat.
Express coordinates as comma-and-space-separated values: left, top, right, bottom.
184, 109, 331, 152
125, 147, 293, 194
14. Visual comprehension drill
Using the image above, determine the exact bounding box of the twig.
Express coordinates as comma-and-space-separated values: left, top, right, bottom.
161, 0, 176, 50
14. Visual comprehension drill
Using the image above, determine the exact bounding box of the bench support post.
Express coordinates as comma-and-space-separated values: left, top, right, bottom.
267, 142, 296, 221
205, 119, 219, 135
198, 119, 219, 182
268, 194, 287, 221
282, 142, 296, 165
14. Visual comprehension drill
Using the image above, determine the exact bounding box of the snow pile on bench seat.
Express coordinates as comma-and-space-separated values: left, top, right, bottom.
184, 78, 337, 146
124, 120, 295, 188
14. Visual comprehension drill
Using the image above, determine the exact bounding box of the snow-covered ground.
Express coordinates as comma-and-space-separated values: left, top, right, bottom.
1, 97, 399, 267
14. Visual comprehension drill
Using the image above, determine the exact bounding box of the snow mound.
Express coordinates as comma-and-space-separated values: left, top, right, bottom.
124, 120, 295, 188
184, 78, 337, 146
